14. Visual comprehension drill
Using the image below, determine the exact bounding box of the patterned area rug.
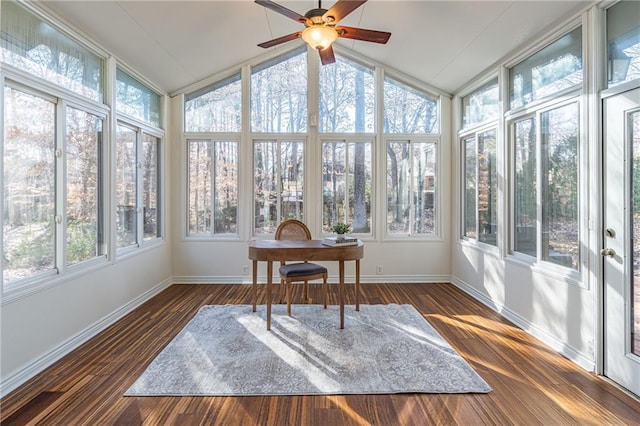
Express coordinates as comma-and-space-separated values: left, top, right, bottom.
125, 304, 491, 396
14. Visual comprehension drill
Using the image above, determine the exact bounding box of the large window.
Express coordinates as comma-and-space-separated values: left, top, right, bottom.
187, 140, 238, 236
0, 1, 103, 102
510, 27, 582, 109
463, 129, 497, 246
322, 140, 372, 233
115, 69, 163, 249
386, 140, 436, 236
607, 1, 640, 87
3, 85, 106, 286
509, 28, 581, 271
3, 87, 56, 283
384, 77, 438, 133
251, 50, 307, 133
254, 140, 304, 234
511, 103, 579, 269
184, 73, 241, 132
319, 56, 374, 133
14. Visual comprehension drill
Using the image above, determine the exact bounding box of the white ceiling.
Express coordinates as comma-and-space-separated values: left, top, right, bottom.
41, 0, 591, 95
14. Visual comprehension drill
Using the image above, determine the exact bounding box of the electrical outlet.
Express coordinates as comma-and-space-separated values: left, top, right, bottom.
376, 265, 383, 275
242, 265, 249, 275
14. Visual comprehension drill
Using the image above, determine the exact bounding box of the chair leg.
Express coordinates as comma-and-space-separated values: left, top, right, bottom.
304, 281, 309, 302
323, 275, 327, 309
286, 280, 292, 316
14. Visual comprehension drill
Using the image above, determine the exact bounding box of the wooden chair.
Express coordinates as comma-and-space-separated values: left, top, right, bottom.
275, 219, 328, 316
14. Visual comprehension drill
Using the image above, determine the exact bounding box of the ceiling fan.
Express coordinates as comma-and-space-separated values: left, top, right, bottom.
255, 0, 391, 65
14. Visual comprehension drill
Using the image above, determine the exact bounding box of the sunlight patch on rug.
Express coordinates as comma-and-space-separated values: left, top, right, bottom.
124, 304, 491, 396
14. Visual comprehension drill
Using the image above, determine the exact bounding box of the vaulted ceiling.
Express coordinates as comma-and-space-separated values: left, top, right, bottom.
41, 1, 591, 95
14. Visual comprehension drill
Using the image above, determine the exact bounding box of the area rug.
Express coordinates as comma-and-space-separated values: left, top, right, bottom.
124, 304, 491, 396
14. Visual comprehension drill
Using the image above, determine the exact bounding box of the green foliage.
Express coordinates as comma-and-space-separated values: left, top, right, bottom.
332, 222, 351, 234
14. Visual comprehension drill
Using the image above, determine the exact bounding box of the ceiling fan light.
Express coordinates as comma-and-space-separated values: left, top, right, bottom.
301, 25, 338, 50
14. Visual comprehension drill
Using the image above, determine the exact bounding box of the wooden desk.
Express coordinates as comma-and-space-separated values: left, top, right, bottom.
248, 239, 364, 330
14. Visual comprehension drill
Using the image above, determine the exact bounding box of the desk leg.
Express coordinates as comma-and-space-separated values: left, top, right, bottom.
252, 260, 258, 312
267, 261, 273, 331
355, 259, 360, 311
339, 260, 345, 329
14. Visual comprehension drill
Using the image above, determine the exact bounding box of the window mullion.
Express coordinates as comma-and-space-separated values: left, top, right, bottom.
475, 134, 481, 241
136, 130, 144, 245
535, 111, 543, 262
210, 140, 216, 237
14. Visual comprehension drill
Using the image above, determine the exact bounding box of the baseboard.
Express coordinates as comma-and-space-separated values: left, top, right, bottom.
0, 278, 172, 398
449, 277, 595, 372
172, 275, 453, 284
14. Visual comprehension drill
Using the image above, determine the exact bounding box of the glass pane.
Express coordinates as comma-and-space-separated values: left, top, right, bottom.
66, 107, 102, 265
187, 140, 212, 235
322, 141, 372, 233
185, 74, 241, 132
462, 78, 499, 128
514, 117, 537, 257
115, 125, 137, 248
254, 140, 303, 234
322, 141, 347, 231
630, 110, 640, 355
463, 137, 477, 238
142, 134, 160, 240
387, 141, 411, 234
478, 129, 497, 246
320, 56, 374, 133
3, 87, 56, 284
412, 143, 436, 234
348, 142, 372, 233
607, 1, 640, 87
1, 1, 103, 102
384, 78, 438, 133
251, 50, 307, 132
254, 140, 278, 234
116, 69, 161, 127
541, 104, 579, 269
280, 141, 304, 221
510, 27, 582, 109
213, 141, 238, 234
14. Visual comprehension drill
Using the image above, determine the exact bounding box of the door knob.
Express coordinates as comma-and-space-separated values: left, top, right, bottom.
600, 248, 616, 257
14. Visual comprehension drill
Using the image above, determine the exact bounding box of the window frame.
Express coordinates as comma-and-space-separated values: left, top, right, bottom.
506, 96, 582, 280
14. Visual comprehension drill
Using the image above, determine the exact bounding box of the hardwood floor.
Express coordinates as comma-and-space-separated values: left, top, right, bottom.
2, 283, 639, 425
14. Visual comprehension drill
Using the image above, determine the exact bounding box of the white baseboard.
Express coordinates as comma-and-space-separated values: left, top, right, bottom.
172, 275, 453, 285
0, 278, 172, 398
449, 277, 595, 372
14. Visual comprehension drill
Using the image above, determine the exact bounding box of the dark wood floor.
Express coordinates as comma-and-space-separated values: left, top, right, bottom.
2, 283, 639, 425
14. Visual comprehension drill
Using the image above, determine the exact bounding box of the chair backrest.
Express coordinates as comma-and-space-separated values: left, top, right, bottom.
275, 219, 312, 241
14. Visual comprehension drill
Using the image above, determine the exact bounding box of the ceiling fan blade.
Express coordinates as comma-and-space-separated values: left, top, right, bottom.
319, 46, 336, 65
257, 31, 302, 48
255, 0, 308, 24
336, 26, 391, 44
323, 0, 367, 23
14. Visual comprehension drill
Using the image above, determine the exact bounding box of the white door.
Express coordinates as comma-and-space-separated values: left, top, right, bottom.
603, 87, 640, 396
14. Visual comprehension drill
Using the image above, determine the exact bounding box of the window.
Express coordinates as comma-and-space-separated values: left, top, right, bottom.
66, 107, 103, 265
322, 140, 372, 233
607, 1, 640, 87
187, 140, 238, 236
115, 69, 163, 249
116, 68, 161, 127
511, 103, 579, 269
254, 140, 304, 234
510, 27, 582, 109
185, 73, 241, 132
319, 56, 374, 133
251, 50, 307, 133
0, 1, 103, 102
3, 87, 56, 283
3, 85, 106, 287
384, 77, 438, 133
463, 129, 497, 246
386, 140, 436, 236
462, 78, 499, 129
